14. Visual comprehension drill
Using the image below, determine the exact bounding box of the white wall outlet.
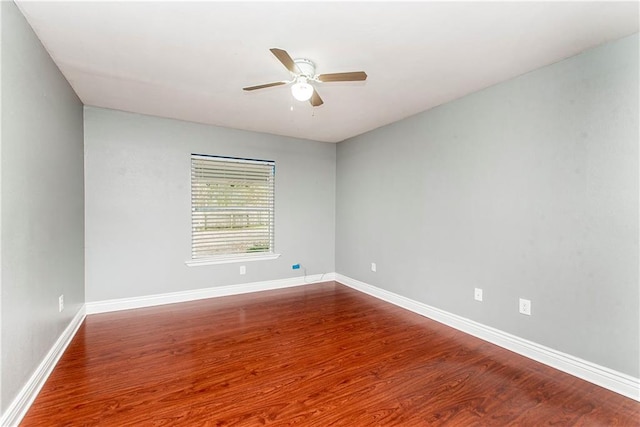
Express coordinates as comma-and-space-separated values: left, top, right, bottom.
239, 265, 246, 275
519, 298, 531, 315
58, 295, 64, 312
371, 262, 377, 272
474, 288, 483, 302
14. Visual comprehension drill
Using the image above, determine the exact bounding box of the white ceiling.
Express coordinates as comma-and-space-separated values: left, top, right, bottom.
16, 1, 639, 143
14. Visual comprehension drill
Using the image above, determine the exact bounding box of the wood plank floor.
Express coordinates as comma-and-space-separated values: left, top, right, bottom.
21, 282, 639, 426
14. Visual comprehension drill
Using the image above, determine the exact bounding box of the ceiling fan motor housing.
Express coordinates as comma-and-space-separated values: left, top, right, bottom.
293, 58, 316, 78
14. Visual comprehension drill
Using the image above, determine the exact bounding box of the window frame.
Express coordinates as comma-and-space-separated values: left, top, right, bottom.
185, 154, 280, 266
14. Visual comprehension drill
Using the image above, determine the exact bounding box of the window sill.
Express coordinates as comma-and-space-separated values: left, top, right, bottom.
185, 253, 281, 267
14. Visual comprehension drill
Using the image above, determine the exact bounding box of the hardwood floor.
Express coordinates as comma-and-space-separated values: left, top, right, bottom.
21, 282, 639, 426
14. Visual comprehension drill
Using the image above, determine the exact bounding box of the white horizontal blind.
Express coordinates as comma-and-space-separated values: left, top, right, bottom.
191, 155, 275, 259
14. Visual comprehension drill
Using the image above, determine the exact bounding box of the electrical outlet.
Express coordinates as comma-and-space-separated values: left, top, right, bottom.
474, 288, 483, 302
239, 265, 246, 275
58, 295, 64, 312
371, 262, 377, 272
519, 298, 531, 315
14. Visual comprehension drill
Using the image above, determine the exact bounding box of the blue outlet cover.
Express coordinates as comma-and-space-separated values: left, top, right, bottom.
292, 264, 300, 270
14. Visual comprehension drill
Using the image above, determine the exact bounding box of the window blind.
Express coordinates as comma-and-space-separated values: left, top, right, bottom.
191, 155, 275, 259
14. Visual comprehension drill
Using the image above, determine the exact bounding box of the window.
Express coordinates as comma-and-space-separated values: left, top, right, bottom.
189, 154, 276, 264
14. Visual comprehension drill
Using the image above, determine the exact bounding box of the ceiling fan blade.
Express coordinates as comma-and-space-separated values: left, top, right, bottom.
270, 48, 299, 74
317, 71, 368, 82
243, 81, 287, 91
310, 89, 324, 107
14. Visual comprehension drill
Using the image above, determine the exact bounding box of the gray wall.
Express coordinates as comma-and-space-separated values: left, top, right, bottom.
84, 107, 335, 302
336, 34, 639, 377
1, 0, 85, 413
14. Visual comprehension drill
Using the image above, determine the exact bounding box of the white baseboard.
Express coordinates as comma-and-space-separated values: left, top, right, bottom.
86, 273, 336, 315
1, 306, 86, 427
335, 273, 640, 402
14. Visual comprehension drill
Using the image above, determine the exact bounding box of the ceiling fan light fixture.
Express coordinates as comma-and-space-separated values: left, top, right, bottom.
291, 78, 314, 102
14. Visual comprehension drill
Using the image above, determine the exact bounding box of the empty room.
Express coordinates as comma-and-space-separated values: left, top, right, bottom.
1, 1, 639, 425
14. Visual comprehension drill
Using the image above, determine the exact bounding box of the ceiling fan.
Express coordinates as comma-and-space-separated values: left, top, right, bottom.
243, 48, 367, 107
